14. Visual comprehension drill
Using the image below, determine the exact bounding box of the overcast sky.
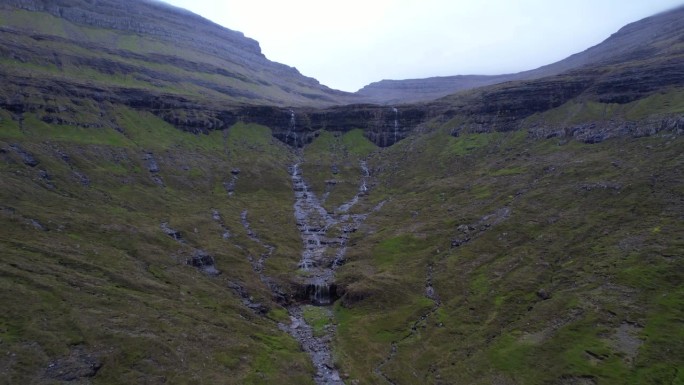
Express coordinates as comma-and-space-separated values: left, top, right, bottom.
162, 0, 682, 92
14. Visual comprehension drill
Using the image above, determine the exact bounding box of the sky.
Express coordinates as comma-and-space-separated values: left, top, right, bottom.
162, 0, 683, 92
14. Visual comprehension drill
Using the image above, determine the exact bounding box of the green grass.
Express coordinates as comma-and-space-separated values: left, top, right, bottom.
527, 88, 684, 126
331, 126, 684, 384
2, 112, 682, 384
445, 132, 499, 156
302, 305, 332, 337
372, 235, 433, 269
341, 129, 377, 156
0, 108, 309, 384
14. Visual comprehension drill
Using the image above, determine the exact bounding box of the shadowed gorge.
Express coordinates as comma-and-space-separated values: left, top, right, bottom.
1, 1, 683, 384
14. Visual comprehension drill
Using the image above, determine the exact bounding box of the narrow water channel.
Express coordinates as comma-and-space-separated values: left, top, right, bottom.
279, 160, 380, 385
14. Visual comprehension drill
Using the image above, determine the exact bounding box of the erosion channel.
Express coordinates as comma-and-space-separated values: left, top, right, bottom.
275, 160, 382, 385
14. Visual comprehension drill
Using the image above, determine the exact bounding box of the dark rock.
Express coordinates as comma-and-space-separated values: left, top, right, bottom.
10, 144, 39, 167
142, 152, 160, 173
230, 168, 241, 175
54, 148, 70, 163
223, 179, 236, 193
44, 346, 102, 382
38, 169, 51, 180
73, 171, 90, 186
450, 238, 468, 248
187, 250, 220, 276
537, 289, 552, 300
160, 222, 183, 242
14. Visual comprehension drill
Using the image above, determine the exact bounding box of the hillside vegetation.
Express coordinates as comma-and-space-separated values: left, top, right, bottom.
0, 1, 683, 385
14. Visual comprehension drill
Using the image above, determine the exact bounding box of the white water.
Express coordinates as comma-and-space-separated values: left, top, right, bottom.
392, 107, 399, 144
288, 110, 298, 146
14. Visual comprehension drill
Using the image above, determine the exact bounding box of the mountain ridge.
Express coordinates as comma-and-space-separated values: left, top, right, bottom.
0, 0, 357, 110
0, 3, 683, 384
356, 5, 684, 104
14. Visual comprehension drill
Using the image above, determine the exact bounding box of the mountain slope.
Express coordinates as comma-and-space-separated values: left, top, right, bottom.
0, 2, 683, 385
0, 0, 357, 109
357, 5, 684, 104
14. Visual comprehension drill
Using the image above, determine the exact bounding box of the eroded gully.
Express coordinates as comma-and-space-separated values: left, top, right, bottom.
276, 160, 383, 385
235, 161, 381, 384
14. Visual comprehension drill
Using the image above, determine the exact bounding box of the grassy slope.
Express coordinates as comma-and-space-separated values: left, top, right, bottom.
0, 8, 345, 107
1, 92, 682, 385
0, 108, 311, 384
332, 119, 683, 384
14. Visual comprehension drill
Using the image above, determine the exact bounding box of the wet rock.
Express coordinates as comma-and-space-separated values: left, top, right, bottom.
295, 283, 339, 306
186, 250, 220, 276
160, 222, 183, 242
223, 172, 239, 196
211, 209, 231, 239
230, 168, 241, 175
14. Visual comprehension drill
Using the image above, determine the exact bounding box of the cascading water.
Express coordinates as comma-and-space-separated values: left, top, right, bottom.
281, 160, 386, 385
360, 161, 369, 193
392, 107, 399, 144
288, 110, 298, 147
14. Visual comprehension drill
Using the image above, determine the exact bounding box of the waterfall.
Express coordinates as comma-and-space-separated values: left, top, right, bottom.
312, 284, 331, 306
288, 110, 298, 146
392, 107, 399, 144
360, 161, 369, 193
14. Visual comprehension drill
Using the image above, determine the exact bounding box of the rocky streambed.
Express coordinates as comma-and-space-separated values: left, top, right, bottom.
278, 160, 383, 385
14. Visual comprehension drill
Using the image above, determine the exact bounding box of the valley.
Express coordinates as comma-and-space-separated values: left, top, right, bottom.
0, 1, 683, 385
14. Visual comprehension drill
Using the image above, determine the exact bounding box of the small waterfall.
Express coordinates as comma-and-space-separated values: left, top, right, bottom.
392, 107, 399, 144
288, 110, 298, 146
284, 161, 387, 384
360, 161, 369, 193
306, 283, 337, 306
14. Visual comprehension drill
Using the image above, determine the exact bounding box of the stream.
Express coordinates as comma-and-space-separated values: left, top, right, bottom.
234, 160, 380, 384
278, 160, 382, 385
